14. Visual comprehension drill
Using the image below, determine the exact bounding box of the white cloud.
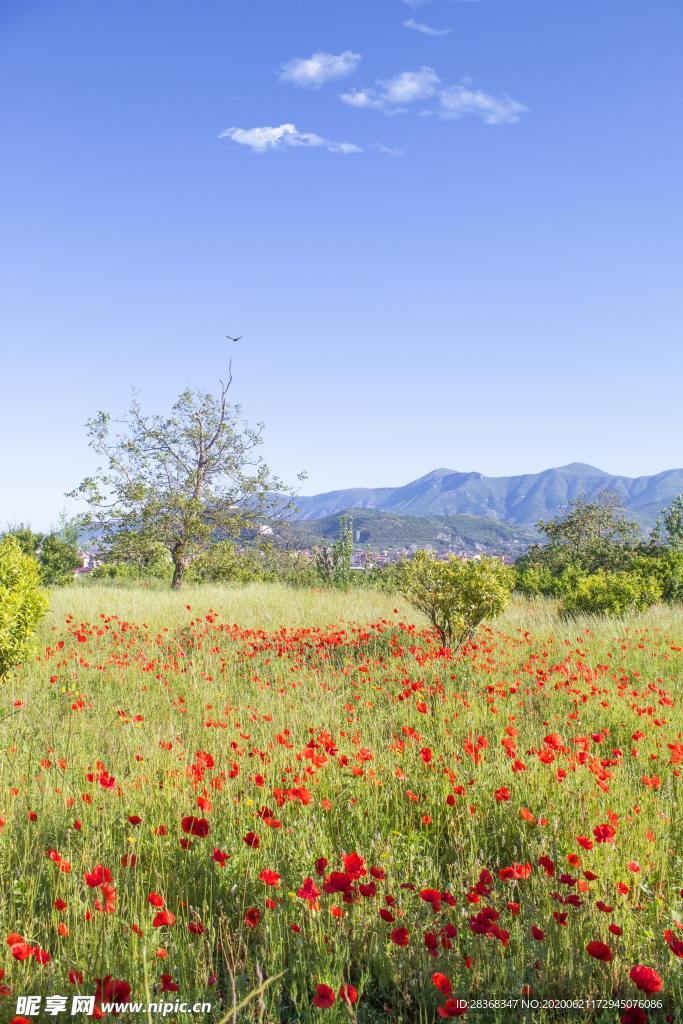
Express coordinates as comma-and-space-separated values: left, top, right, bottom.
372, 143, 405, 156
403, 18, 452, 36
383, 67, 441, 103
341, 66, 440, 113
341, 63, 527, 126
219, 123, 361, 154
278, 50, 361, 89
402, 0, 430, 7
439, 84, 527, 124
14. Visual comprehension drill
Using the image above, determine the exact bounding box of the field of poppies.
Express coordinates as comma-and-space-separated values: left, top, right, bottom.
0, 585, 681, 1023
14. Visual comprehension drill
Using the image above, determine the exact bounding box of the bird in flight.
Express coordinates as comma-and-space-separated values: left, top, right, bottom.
225, 335, 242, 343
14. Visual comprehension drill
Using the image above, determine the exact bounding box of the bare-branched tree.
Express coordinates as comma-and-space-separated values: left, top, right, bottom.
70, 361, 298, 589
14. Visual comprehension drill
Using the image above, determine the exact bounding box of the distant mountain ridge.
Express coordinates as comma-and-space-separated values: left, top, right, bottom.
290, 464, 683, 529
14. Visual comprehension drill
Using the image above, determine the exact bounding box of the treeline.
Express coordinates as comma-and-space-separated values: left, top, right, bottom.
516, 491, 683, 615
85, 492, 683, 618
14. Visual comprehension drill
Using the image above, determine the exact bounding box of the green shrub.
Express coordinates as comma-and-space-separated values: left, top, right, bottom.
3, 525, 80, 587
0, 536, 49, 680
559, 569, 662, 618
515, 562, 563, 598
398, 552, 515, 649
187, 541, 274, 585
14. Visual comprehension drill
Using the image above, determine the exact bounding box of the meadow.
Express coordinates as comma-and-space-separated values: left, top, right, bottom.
0, 584, 681, 1023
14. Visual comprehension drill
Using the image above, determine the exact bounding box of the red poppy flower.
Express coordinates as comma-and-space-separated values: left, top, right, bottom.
629, 964, 663, 993
338, 984, 358, 1006
152, 910, 176, 928
593, 824, 616, 843
94, 976, 131, 1004
259, 869, 281, 886
437, 998, 468, 1018
148, 892, 164, 907
312, 984, 335, 1008
181, 816, 209, 838
586, 941, 613, 962
342, 851, 366, 879
243, 832, 260, 848
244, 907, 260, 928
390, 927, 410, 946
432, 973, 452, 995
620, 1010, 647, 1024
297, 877, 321, 903
160, 975, 179, 993
84, 864, 112, 888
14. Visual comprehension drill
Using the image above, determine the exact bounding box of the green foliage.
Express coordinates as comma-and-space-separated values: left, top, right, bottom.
514, 492, 676, 615
91, 534, 172, 582
187, 541, 274, 585
397, 551, 514, 649
70, 369, 293, 590
559, 569, 662, 618
654, 494, 683, 551
314, 514, 354, 589
536, 491, 641, 570
0, 536, 49, 680
3, 525, 80, 587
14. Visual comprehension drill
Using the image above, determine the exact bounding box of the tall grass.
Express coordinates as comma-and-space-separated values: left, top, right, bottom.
0, 586, 680, 1022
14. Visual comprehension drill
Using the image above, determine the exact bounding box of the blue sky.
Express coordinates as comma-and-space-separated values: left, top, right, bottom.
1, 0, 682, 529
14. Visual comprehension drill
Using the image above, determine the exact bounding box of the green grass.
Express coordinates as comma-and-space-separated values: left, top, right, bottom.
0, 585, 681, 1022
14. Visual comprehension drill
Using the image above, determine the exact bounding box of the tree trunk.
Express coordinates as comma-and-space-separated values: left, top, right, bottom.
171, 559, 185, 590
171, 545, 187, 590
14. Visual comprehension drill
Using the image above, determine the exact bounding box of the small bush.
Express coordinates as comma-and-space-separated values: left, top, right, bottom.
0, 536, 49, 680
398, 552, 515, 649
559, 569, 662, 618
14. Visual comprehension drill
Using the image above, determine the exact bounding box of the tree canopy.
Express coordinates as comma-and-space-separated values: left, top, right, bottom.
70, 365, 295, 589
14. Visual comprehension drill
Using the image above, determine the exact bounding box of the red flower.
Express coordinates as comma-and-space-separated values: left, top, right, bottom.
84, 864, 112, 888
437, 998, 468, 1018
338, 984, 358, 1006
152, 910, 176, 928
531, 926, 545, 941
593, 824, 616, 843
94, 976, 131, 1004
586, 941, 613, 962
148, 892, 164, 908
390, 927, 410, 946
259, 869, 281, 886
620, 1010, 647, 1024
629, 964, 663, 993
342, 851, 366, 879
160, 975, 179, 993
297, 877, 321, 903
312, 984, 335, 1009
212, 848, 229, 867
244, 907, 261, 929
243, 831, 260, 849
181, 816, 209, 838
432, 973, 452, 995
9, 938, 32, 961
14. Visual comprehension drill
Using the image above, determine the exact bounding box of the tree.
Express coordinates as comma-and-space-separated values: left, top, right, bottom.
398, 551, 514, 650
314, 514, 354, 588
70, 364, 294, 590
3, 524, 80, 586
655, 494, 683, 551
516, 492, 641, 593
0, 536, 49, 680
537, 491, 641, 563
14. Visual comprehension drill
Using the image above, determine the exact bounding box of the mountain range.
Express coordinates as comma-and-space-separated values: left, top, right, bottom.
289, 464, 683, 530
